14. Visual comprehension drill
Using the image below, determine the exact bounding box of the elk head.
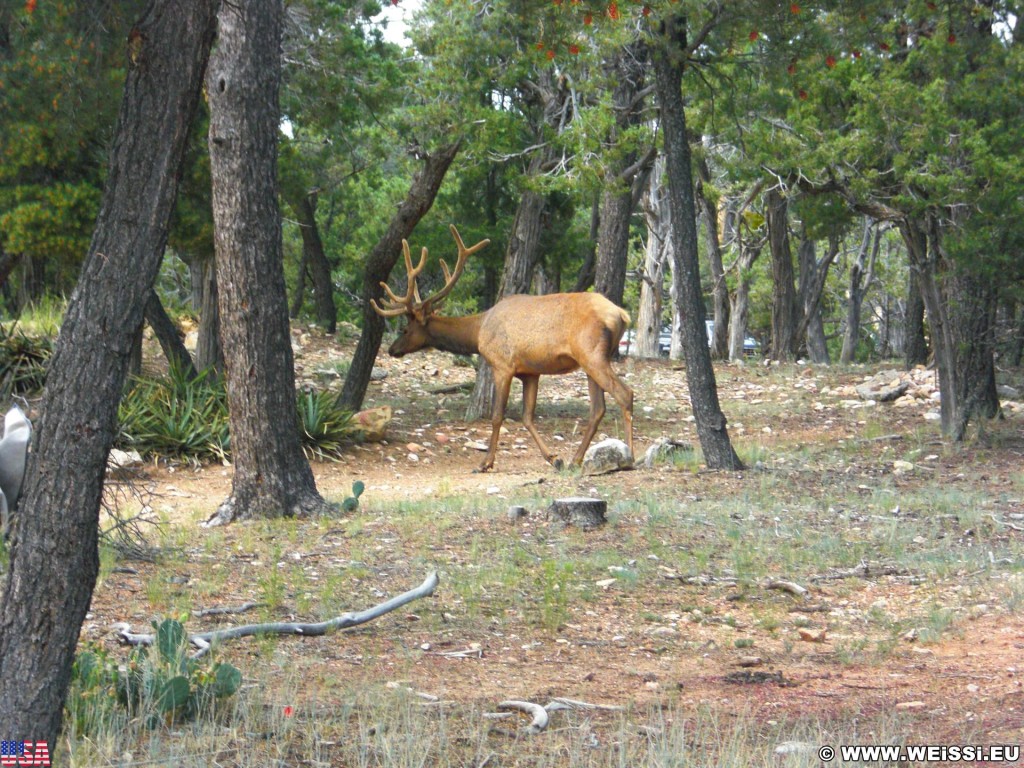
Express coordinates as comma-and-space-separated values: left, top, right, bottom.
371, 225, 490, 357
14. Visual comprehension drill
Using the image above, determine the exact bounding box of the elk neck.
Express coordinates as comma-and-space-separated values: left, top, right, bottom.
425, 313, 484, 357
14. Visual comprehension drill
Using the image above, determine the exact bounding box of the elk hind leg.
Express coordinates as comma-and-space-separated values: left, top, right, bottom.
571, 376, 608, 465
520, 374, 562, 469
577, 365, 634, 463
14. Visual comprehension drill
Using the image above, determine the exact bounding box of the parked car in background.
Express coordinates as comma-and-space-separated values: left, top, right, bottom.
619, 322, 761, 357
618, 328, 672, 357
706, 320, 761, 356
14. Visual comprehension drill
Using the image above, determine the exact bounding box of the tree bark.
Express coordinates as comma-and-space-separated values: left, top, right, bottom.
593, 41, 650, 310
697, 159, 729, 360
796, 231, 838, 364
903, 259, 929, 367
206, 0, 328, 524
636, 154, 669, 358
651, 14, 742, 470
336, 142, 461, 412
194, 256, 223, 372
289, 190, 336, 333
840, 219, 879, 364
0, 0, 217, 744
466, 179, 547, 420
730, 236, 763, 362
766, 187, 798, 361
145, 288, 199, 380
898, 215, 998, 440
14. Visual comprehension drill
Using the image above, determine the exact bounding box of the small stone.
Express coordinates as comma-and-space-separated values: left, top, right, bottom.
581, 438, 633, 476
895, 701, 926, 711
797, 628, 827, 643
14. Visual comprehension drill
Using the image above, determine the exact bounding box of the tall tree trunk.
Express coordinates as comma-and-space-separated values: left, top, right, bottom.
289, 190, 336, 333
466, 182, 547, 420
766, 187, 798, 361
145, 288, 199, 380
594, 189, 633, 308
796, 231, 838, 364
730, 237, 763, 361
290, 241, 309, 318
206, 0, 329, 524
571, 194, 600, 293
636, 154, 669, 359
697, 159, 729, 359
195, 256, 222, 371
593, 41, 649, 309
337, 142, 461, 412
898, 215, 998, 440
651, 13, 742, 470
904, 260, 929, 367
840, 219, 879, 364
0, 0, 217, 744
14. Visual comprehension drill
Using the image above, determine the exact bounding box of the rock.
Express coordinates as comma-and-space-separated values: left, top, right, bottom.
797, 628, 827, 643
581, 438, 633, 476
370, 367, 388, 382
353, 406, 392, 442
997, 384, 1020, 400
507, 505, 528, 522
893, 459, 915, 474
856, 370, 910, 402
641, 438, 694, 468
107, 449, 144, 479
895, 701, 926, 711
775, 742, 817, 757
547, 497, 607, 530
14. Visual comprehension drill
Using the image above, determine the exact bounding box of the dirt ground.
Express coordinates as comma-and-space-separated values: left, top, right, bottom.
84, 327, 1024, 755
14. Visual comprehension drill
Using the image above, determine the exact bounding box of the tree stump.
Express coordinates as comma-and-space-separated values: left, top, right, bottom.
546, 497, 607, 530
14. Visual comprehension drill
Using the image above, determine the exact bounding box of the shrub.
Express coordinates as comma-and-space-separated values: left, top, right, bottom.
0, 324, 52, 397
296, 387, 359, 461
68, 618, 242, 732
117, 363, 230, 462
118, 365, 359, 463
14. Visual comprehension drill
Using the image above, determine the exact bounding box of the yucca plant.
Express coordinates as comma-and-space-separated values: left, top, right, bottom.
296, 387, 358, 461
119, 364, 358, 463
117, 363, 230, 462
0, 323, 53, 396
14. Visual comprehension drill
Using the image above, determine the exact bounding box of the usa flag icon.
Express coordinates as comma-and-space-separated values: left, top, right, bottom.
0, 741, 51, 766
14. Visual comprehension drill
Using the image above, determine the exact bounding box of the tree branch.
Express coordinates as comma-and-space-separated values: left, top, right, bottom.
118, 571, 439, 658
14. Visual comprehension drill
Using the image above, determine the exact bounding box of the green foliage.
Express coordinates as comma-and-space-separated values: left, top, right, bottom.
67, 619, 242, 732
119, 366, 360, 463
0, 324, 53, 397
117, 364, 231, 462
296, 388, 359, 460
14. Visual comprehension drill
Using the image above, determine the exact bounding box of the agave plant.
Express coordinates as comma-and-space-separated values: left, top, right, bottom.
296, 387, 358, 461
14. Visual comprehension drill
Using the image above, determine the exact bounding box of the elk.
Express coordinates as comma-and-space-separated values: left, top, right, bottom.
372, 225, 634, 472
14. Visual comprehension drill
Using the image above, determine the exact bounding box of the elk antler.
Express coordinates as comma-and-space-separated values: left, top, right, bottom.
370, 226, 490, 318
370, 239, 428, 318
419, 225, 490, 309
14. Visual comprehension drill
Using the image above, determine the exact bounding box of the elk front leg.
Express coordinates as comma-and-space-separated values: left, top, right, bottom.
477, 370, 513, 473
520, 374, 563, 470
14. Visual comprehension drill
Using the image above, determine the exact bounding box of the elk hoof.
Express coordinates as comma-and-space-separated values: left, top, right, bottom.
552, 458, 565, 471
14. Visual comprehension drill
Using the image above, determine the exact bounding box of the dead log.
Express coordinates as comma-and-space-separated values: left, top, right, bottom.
118, 571, 439, 658
546, 497, 607, 530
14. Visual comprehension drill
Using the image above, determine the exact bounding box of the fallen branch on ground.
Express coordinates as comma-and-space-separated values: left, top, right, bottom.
118, 571, 439, 659
494, 700, 549, 735
766, 579, 809, 598
485, 696, 624, 736
192, 601, 262, 618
